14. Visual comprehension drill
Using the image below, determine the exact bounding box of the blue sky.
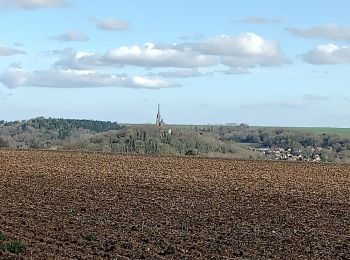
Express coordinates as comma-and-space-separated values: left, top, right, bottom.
1, 0, 350, 126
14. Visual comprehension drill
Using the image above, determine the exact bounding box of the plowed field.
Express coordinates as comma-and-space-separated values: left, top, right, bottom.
0, 150, 349, 259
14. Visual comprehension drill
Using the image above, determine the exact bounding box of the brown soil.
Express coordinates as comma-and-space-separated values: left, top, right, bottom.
0, 150, 349, 259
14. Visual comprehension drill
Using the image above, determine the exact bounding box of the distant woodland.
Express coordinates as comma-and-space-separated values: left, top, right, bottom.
1, 117, 350, 163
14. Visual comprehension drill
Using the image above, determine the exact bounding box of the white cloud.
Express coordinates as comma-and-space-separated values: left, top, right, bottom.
286, 24, 350, 41
0, 66, 28, 87
302, 44, 350, 64
0, 45, 25, 55
197, 33, 277, 56
53, 48, 100, 70
0, 0, 69, 9
97, 18, 130, 31
53, 33, 288, 71
196, 33, 288, 67
51, 30, 89, 42
0, 66, 179, 89
131, 76, 174, 88
241, 17, 282, 24
103, 43, 218, 68
54, 43, 218, 69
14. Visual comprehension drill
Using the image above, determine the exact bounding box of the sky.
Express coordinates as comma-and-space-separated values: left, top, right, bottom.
0, 0, 350, 126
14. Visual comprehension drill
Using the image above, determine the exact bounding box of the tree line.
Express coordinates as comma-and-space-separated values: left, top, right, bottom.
218, 124, 350, 152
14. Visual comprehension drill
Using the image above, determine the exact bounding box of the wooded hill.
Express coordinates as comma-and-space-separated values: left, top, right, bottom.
1, 117, 350, 163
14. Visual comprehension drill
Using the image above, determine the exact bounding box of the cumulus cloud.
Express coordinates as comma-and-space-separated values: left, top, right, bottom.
97, 18, 130, 31
54, 43, 218, 69
0, 45, 25, 55
102, 43, 218, 68
51, 30, 89, 42
241, 17, 282, 24
52, 33, 288, 71
0, 66, 179, 89
286, 24, 350, 41
302, 44, 350, 65
0, 65, 28, 87
0, 0, 69, 9
197, 33, 282, 57
196, 33, 288, 68
52, 48, 101, 70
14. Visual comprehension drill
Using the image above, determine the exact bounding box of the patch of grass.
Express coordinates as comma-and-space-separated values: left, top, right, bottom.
84, 234, 97, 242
292, 127, 350, 137
6, 240, 26, 254
0, 231, 6, 241
251, 126, 350, 137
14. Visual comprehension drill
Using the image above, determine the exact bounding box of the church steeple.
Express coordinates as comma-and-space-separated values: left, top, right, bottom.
156, 104, 164, 128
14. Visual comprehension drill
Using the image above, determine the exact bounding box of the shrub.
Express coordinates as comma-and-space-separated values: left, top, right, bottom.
185, 149, 197, 156
84, 234, 97, 242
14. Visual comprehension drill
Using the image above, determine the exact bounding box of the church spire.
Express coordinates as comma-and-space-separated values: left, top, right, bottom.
156, 103, 164, 128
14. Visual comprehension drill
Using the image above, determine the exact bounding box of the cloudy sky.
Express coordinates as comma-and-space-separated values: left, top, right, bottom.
0, 0, 350, 126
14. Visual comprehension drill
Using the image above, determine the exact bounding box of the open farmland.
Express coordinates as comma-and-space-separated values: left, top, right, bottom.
250, 126, 350, 138
0, 150, 349, 259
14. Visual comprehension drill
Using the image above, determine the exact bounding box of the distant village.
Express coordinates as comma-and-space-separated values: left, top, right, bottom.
155, 104, 336, 163
256, 147, 322, 162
